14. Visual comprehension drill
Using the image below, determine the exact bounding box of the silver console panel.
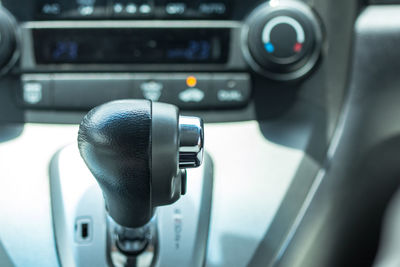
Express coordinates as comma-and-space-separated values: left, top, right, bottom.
0, 122, 304, 267
50, 145, 109, 267
50, 144, 213, 267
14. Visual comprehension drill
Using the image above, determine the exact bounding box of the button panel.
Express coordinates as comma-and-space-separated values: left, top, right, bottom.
19, 73, 251, 110
34, 0, 229, 20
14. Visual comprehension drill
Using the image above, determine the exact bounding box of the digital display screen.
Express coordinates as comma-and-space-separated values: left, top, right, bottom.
33, 28, 230, 64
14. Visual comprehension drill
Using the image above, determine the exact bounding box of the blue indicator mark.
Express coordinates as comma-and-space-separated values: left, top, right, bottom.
264, 42, 275, 53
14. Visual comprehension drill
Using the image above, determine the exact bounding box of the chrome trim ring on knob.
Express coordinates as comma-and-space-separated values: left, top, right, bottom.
178, 116, 204, 168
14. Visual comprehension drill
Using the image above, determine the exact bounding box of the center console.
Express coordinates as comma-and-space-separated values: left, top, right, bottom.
0, 1, 337, 267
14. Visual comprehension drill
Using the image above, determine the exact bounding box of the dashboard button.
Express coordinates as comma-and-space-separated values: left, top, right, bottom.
73, 0, 108, 18
38, 2, 62, 16
68, 0, 108, 18
165, 2, 187, 16
211, 74, 251, 108
125, 3, 138, 14
137, 79, 166, 102
167, 74, 211, 109
198, 1, 228, 18
36, 0, 68, 18
20, 76, 52, 107
139, 4, 152, 14
156, 0, 198, 18
113, 3, 125, 13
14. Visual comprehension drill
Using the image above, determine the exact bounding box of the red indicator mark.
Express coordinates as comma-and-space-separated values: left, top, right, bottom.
294, 42, 303, 53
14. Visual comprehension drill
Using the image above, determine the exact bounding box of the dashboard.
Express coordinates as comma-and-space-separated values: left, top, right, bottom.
3, 0, 400, 267
0, 0, 325, 122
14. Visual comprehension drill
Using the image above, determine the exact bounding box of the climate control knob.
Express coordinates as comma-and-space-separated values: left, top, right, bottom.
0, 7, 18, 75
243, 0, 322, 81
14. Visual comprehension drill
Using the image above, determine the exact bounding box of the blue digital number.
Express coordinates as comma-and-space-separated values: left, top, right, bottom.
52, 41, 79, 61
199, 41, 211, 60
167, 40, 211, 61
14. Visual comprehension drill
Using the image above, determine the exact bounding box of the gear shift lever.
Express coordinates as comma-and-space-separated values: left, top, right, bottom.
78, 99, 204, 228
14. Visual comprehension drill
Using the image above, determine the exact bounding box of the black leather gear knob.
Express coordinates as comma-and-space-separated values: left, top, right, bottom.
78, 99, 204, 228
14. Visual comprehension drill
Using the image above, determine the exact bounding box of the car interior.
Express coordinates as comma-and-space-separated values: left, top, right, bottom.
1, 0, 400, 266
